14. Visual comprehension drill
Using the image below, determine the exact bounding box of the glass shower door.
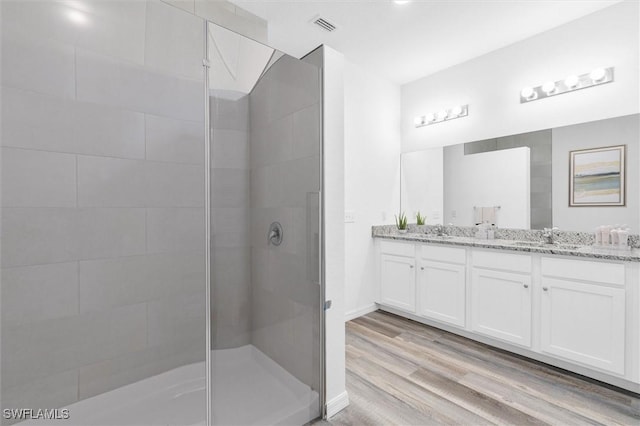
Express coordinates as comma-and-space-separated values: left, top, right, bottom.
207, 21, 323, 425
0, 1, 208, 425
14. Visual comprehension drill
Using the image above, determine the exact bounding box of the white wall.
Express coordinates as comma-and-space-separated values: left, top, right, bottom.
401, 148, 444, 225
343, 60, 402, 321
402, 1, 640, 152
316, 46, 349, 417
443, 145, 531, 229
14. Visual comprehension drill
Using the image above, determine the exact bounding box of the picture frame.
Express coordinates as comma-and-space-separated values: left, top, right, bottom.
569, 144, 626, 207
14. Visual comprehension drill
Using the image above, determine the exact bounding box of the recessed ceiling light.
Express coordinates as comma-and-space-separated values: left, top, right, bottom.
394, 1, 411, 5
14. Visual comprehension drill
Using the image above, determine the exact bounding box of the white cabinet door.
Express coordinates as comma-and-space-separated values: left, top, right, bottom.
471, 268, 532, 347
380, 254, 416, 313
418, 260, 466, 327
540, 277, 625, 375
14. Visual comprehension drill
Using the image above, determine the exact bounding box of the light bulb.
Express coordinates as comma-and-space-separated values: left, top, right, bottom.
436, 110, 448, 121
590, 68, 606, 83
541, 81, 556, 95
520, 86, 536, 100
449, 105, 463, 117
414, 116, 424, 127
565, 74, 579, 89
426, 112, 436, 122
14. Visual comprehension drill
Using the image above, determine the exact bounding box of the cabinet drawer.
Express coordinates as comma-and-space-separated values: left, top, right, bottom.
380, 240, 415, 257
420, 245, 465, 264
472, 250, 531, 273
541, 257, 624, 286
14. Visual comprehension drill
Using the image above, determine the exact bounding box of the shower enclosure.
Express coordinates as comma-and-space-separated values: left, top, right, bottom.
0, 1, 324, 425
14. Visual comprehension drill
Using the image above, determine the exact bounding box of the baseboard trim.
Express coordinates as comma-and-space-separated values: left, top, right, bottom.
325, 390, 349, 418
345, 303, 378, 322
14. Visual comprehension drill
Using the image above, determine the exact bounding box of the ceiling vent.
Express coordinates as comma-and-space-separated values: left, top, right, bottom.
311, 16, 337, 32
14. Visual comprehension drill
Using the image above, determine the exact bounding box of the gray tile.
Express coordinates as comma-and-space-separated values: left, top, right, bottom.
162, 0, 195, 14
78, 156, 205, 208
250, 114, 293, 168
464, 138, 496, 155
211, 246, 250, 289
1, 0, 146, 65
147, 293, 206, 347
1, 87, 146, 159
79, 252, 205, 314
210, 95, 249, 131
1, 38, 75, 99
211, 129, 248, 169
531, 192, 552, 209
146, 208, 205, 253
1, 262, 79, 327
0, 208, 77, 267
211, 168, 249, 208
145, 114, 204, 164
145, 0, 204, 81
1, 304, 147, 388
77, 156, 146, 207
76, 49, 203, 121
281, 156, 320, 207
250, 164, 284, 208
77, 208, 146, 260
1, 148, 76, 207
145, 161, 205, 207
292, 103, 321, 160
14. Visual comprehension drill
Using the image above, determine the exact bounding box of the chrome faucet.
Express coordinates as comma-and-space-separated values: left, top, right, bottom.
543, 227, 559, 244
434, 224, 446, 236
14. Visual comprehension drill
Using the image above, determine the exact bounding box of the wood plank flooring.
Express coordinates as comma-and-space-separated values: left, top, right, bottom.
317, 310, 640, 425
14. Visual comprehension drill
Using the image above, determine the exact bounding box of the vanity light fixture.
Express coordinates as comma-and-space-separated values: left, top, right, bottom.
414, 104, 468, 128
520, 67, 614, 103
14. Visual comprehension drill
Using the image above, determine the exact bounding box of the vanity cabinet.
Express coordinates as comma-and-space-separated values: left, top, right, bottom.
417, 246, 466, 327
540, 257, 626, 375
470, 251, 532, 347
374, 238, 639, 392
379, 241, 416, 313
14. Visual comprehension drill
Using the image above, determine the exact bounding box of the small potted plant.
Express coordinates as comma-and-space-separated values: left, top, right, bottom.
395, 212, 408, 233
416, 211, 426, 226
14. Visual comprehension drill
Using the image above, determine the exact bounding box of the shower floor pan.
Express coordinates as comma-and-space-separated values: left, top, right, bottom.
18, 345, 318, 426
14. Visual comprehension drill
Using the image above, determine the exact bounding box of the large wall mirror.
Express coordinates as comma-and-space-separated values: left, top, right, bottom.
400, 114, 639, 232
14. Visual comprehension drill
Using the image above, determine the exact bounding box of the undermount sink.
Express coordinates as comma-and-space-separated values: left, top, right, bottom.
425, 234, 454, 240
553, 243, 582, 250
513, 241, 546, 247
513, 241, 582, 250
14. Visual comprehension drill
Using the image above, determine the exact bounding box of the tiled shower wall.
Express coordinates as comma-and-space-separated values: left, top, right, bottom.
249, 56, 322, 392
0, 0, 206, 416
210, 94, 251, 349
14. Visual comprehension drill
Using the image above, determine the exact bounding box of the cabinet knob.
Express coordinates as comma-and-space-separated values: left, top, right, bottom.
409, 265, 414, 269
523, 284, 529, 289
542, 287, 548, 291
420, 267, 424, 270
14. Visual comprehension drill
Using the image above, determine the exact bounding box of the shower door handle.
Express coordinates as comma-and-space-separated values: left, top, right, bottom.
306, 192, 321, 285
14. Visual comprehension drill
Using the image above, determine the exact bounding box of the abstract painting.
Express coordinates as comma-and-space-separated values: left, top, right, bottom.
569, 145, 626, 206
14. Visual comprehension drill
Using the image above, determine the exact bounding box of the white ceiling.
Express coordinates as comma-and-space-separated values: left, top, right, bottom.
229, 0, 623, 85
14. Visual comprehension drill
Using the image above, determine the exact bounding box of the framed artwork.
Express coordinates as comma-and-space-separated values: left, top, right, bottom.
569, 145, 626, 207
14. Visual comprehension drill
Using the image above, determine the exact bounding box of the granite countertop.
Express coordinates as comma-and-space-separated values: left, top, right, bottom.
373, 230, 640, 262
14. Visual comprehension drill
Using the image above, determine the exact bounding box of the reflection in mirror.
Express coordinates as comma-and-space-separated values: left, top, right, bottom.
401, 114, 639, 232
400, 148, 443, 225
444, 145, 530, 229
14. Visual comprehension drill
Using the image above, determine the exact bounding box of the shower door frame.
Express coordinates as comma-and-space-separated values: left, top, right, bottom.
202, 20, 327, 425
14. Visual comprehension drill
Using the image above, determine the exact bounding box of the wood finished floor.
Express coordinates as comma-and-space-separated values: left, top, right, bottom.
316, 310, 640, 426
